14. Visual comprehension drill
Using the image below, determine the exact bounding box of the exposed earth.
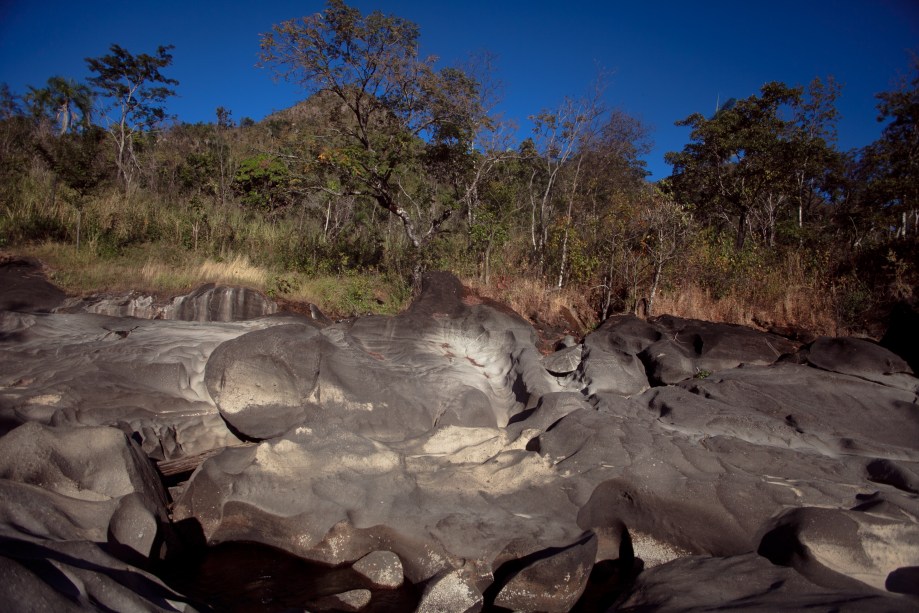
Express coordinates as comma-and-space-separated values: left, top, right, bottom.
1, 256, 917, 612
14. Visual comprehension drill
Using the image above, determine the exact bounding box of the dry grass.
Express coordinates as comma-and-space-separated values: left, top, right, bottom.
18, 244, 267, 297
13, 242, 409, 318
462, 275, 598, 333
652, 283, 838, 336
139, 255, 268, 290
12, 240, 842, 335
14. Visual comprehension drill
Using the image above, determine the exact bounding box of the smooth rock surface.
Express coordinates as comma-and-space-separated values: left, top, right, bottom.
1, 267, 918, 612
492, 532, 597, 612
56, 284, 279, 322
416, 568, 483, 613
352, 550, 404, 588
0, 309, 297, 455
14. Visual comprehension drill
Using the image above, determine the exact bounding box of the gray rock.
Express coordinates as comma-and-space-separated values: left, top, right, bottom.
542, 343, 583, 375
204, 324, 326, 440
203, 273, 553, 442
0, 311, 289, 455
108, 492, 161, 560
416, 568, 483, 613
493, 532, 597, 612
352, 550, 403, 588
55, 284, 280, 322
758, 506, 919, 595
0, 257, 66, 313
807, 335, 917, 392
615, 553, 914, 612
0, 539, 197, 612
578, 343, 649, 396
172, 421, 584, 583
637, 315, 797, 385
2, 268, 919, 611
0, 422, 167, 507
314, 588, 371, 611
170, 284, 277, 322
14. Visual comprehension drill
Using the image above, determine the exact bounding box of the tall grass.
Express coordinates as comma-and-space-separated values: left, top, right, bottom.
3, 162, 888, 335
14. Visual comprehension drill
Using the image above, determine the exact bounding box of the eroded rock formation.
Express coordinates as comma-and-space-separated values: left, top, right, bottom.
0, 263, 917, 611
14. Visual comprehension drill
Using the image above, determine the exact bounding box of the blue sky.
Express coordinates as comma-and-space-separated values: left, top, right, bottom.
1, 0, 917, 179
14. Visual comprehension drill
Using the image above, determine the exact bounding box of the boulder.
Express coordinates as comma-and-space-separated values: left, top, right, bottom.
492, 532, 597, 612
807, 335, 917, 392
203, 272, 554, 442
313, 588, 372, 611
352, 550, 404, 588
2, 268, 919, 611
615, 552, 914, 611
169, 284, 278, 321
542, 343, 583, 375
171, 421, 585, 583
416, 568, 483, 613
55, 284, 280, 322
758, 506, 919, 595
638, 315, 797, 385
0, 310, 292, 455
0, 257, 66, 313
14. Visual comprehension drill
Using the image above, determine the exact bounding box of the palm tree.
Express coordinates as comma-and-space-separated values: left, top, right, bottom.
25, 76, 93, 135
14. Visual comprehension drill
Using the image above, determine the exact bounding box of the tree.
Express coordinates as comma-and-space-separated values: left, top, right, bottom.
259, 0, 487, 279
581, 110, 652, 316
666, 80, 842, 250
666, 82, 797, 250
214, 106, 236, 208
0, 83, 22, 120
788, 76, 843, 233
24, 76, 93, 136
524, 89, 603, 281
233, 153, 298, 214
86, 44, 178, 193
858, 57, 919, 240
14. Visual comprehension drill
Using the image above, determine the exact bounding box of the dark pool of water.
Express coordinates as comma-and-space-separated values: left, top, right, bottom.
156, 541, 421, 612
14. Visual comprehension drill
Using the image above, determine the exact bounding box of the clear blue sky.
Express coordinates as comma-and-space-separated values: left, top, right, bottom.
1, 0, 917, 179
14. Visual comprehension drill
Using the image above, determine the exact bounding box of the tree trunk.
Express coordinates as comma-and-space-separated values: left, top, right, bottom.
647, 260, 663, 317
735, 208, 748, 250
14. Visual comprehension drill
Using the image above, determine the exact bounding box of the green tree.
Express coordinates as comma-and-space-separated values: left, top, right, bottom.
24, 76, 93, 136
86, 44, 178, 193
787, 76, 844, 235
214, 106, 235, 208
858, 58, 919, 240
34, 127, 109, 249
233, 153, 297, 214
259, 0, 486, 278
666, 82, 802, 250
0, 83, 21, 120
667, 80, 845, 251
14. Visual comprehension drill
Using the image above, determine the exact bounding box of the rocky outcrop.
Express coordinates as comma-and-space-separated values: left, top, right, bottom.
1, 267, 917, 611
57, 284, 281, 322
0, 257, 66, 313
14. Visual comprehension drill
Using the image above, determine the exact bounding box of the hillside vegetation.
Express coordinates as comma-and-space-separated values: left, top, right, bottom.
1, 1, 916, 334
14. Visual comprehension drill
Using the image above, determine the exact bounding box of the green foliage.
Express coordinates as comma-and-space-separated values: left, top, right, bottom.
265, 273, 299, 298
259, 0, 487, 256
86, 43, 178, 190
86, 44, 178, 130
665, 79, 842, 250
233, 154, 295, 212
25, 76, 94, 135
0, 12, 915, 336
